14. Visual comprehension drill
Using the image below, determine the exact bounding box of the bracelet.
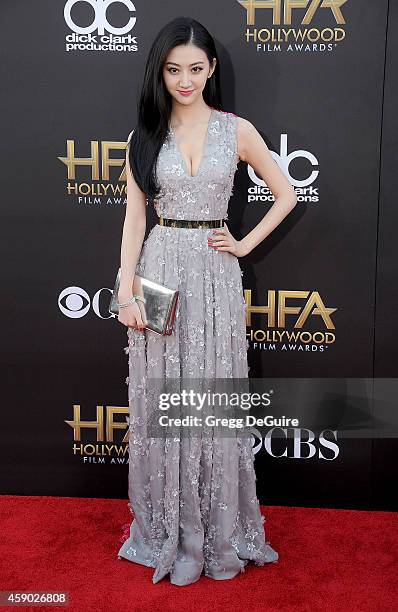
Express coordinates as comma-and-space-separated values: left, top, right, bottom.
134, 295, 146, 304
117, 294, 147, 308
117, 296, 136, 308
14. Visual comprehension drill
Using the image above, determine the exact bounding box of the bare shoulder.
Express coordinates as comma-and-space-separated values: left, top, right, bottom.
235, 114, 263, 163
235, 114, 256, 133
126, 129, 134, 145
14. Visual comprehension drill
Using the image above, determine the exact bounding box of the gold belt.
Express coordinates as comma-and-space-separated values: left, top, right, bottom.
158, 215, 224, 229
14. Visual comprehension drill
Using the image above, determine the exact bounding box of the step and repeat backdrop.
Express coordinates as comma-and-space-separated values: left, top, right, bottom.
2, 1, 397, 510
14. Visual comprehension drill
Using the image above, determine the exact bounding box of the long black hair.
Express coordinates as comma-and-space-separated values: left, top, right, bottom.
128, 17, 222, 203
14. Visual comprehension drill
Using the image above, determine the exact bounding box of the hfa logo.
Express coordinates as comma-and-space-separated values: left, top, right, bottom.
64, 0, 138, 52
245, 290, 338, 352
237, 0, 349, 51
65, 405, 129, 463
58, 137, 128, 204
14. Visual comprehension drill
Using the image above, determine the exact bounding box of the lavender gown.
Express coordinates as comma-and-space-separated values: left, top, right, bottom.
117, 107, 278, 585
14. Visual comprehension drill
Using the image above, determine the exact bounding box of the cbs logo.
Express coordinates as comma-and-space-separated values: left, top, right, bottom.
58, 285, 113, 319
249, 427, 339, 460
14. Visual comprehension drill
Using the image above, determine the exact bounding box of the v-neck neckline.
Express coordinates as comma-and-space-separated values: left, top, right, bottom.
168, 107, 214, 179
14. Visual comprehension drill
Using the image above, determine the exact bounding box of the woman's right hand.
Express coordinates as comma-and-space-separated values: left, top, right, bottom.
117, 299, 147, 331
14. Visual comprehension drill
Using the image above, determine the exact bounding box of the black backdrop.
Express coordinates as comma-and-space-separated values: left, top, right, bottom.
1, 0, 397, 510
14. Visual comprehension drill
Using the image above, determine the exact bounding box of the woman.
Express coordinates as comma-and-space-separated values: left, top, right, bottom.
116, 17, 297, 586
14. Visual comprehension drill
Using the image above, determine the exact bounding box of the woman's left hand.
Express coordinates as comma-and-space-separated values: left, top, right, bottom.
207, 223, 248, 257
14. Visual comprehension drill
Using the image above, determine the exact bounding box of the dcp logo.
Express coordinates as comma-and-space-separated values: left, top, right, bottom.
64, 0, 136, 35
248, 134, 319, 188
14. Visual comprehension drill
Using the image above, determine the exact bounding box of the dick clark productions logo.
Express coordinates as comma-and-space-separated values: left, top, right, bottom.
64, 0, 136, 35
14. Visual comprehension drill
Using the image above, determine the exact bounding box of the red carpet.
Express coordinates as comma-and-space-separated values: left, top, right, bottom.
0, 495, 397, 612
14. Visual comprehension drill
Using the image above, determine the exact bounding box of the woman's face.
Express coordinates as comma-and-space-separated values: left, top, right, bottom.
163, 43, 215, 106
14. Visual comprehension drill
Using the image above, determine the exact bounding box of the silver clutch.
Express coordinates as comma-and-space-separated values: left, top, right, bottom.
109, 268, 179, 336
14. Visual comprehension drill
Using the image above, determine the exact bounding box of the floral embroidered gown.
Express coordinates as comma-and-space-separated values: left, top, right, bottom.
117, 107, 278, 585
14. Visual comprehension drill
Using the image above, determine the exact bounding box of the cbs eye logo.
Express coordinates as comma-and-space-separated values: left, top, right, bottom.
58, 286, 113, 319
249, 427, 263, 455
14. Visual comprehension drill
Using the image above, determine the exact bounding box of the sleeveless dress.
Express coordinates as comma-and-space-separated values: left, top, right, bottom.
117, 107, 279, 585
